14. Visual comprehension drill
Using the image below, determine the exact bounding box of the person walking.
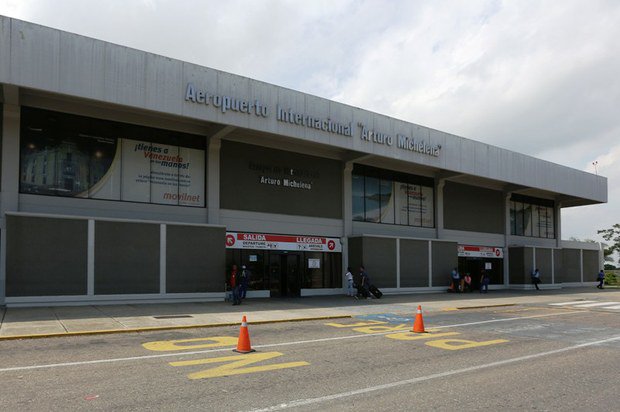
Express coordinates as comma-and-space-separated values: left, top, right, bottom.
596, 270, 605, 289
531, 268, 541, 290
345, 267, 355, 296
229, 264, 241, 305
359, 266, 371, 298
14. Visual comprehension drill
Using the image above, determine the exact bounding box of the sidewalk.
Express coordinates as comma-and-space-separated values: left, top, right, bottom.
1, 287, 617, 340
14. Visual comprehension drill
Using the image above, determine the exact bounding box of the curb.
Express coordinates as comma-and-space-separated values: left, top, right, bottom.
0, 314, 352, 341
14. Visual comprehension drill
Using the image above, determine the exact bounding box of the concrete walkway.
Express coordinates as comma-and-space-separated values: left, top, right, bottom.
1, 287, 617, 339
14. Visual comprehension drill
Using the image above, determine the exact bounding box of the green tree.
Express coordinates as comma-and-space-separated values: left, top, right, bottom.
598, 224, 620, 264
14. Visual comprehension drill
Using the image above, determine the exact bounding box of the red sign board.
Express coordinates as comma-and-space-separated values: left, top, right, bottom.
226, 232, 341, 253
458, 245, 503, 258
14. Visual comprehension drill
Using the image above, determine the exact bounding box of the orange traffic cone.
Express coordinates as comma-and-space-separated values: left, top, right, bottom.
412, 305, 426, 333
234, 315, 255, 353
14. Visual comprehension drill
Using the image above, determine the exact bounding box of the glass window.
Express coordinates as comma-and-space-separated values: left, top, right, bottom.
352, 174, 365, 221
394, 181, 409, 225
545, 206, 555, 238
351, 165, 434, 228
19, 107, 206, 207
408, 184, 422, 226
380, 179, 394, 224
364, 176, 380, 223
421, 185, 434, 227
515, 202, 524, 236
531, 205, 540, 237
523, 203, 532, 236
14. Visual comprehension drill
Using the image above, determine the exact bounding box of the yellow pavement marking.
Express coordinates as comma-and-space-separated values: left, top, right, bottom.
426, 338, 509, 350
170, 352, 309, 379
142, 336, 237, 352
352, 323, 411, 334
386, 331, 460, 340
324, 320, 387, 328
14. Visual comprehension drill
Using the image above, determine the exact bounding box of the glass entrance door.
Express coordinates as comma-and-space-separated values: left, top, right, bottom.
268, 253, 301, 297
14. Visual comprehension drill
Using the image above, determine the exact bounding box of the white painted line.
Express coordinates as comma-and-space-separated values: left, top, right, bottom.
248, 335, 620, 412
599, 305, 620, 310
0, 310, 581, 373
549, 301, 595, 306
572, 302, 620, 308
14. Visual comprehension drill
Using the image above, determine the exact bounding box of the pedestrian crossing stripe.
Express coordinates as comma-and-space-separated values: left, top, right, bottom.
572, 302, 620, 308
549, 301, 596, 305
549, 301, 620, 310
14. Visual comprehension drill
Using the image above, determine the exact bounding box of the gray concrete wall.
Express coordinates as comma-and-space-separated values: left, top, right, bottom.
6, 215, 87, 296
582, 250, 600, 281
94, 221, 160, 294
400, 239, 429, 287
444, 182, 504, 234
508, 247, 526, 284
362, 237, 397, 288
561, 249, 582, 283
431, 241, 457, 287
220, 141, 342, 219
535, 248, 552, 285
553, 249, 563, 283
166, 225, 225, 293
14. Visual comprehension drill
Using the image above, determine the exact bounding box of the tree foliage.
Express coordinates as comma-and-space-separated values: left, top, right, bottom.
598, 224, 620, 264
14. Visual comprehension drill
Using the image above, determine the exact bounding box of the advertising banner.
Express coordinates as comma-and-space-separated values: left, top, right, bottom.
225, 232, 342, 253
458, 245, 504, 259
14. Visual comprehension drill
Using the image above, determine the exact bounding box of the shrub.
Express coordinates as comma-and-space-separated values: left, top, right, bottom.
604, 272, 617, 285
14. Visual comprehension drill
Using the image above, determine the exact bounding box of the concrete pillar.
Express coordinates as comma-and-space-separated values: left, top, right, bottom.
436, 179, 445, 239
1, 85, 21, 306
504, 193, 511, 286
207, 137, 221, 224
342, 161, 353, 286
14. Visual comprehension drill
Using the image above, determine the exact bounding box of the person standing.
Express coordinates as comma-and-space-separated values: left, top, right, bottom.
239, 265, 249, 299
345, 267, 354, 296
596, 270, 605, 289
479, 270, 490, 293
531, 268, 541, 290
463, 273, 473, 292
450, 268, 461, 292
229, 264, 241, 305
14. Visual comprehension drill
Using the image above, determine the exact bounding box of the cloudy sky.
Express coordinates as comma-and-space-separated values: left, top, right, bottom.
1, 0, 618, 243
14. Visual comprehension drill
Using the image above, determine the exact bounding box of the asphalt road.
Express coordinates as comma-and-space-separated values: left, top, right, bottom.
1, 297, 619, 411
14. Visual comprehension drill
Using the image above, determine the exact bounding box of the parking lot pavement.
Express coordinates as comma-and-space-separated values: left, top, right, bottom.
0, 287, 618, 339
0, 303, 618, 411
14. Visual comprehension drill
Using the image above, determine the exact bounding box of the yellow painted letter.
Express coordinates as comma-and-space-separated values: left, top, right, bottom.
142, 336, 238, 352
170, 352, 309, 379
426, 338, 509, 350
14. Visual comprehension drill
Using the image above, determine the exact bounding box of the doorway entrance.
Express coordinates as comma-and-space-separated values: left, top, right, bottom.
269, 253, 301, 297
458, 257, 504, 290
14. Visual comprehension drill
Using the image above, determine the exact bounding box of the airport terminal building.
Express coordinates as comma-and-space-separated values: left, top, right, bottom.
0, 16, 608, 306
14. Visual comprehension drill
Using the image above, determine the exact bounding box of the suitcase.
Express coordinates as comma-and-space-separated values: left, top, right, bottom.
369, 284, 383, 299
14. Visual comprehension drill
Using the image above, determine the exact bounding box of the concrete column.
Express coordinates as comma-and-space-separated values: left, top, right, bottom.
1, 86, 21, 306
207, 137, 221, 224
555, 200, 562, 248
428, 240, 433, 287
504, 193, 511, 286
396, 238, 400, 289
342, 162, 353, 285
436, 179, 445, 239
160, 224, 166, 295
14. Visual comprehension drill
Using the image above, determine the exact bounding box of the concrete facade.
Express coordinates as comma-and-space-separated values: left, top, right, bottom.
0, 16, 608, 306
